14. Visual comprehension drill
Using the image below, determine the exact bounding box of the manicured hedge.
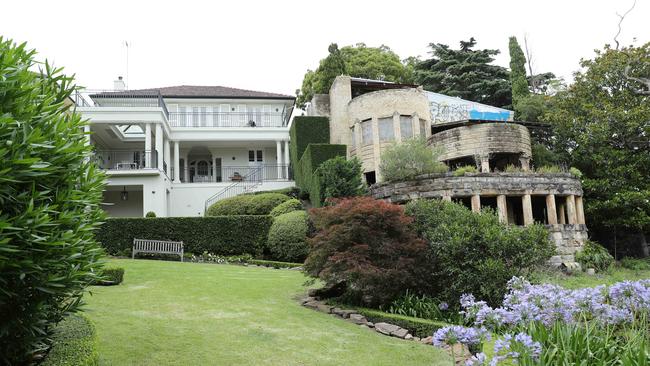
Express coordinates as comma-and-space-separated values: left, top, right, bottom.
96, 216, 273, 256
99, 267, 124, 285
357, 308, 447, 338
270, 199, 303, 217
41, 315, 99, 366
289, 116, 330, 170
248, 259, 303, 269
267, 211, 310, 262
206, 193, 290, 216
298, 144, 347, 207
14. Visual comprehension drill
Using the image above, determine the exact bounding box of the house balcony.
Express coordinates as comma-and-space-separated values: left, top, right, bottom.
94, 150, 160, 176
172, 164, 292, 184
169, 112, 288, 128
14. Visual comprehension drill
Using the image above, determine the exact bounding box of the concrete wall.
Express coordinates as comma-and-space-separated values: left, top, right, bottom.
105, 174, 171, 217
428, 122, 532, 162
328, 76, 353, 146
102, 190, 143, 217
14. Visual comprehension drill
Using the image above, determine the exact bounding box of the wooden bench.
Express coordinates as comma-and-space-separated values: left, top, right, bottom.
132, 238, 184, 262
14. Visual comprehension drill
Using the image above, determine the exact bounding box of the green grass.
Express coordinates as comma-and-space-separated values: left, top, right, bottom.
533, 265, 650, 289
85, 259, 448, 365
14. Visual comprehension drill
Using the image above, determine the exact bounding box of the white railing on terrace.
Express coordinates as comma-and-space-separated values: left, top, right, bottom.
168, 112, 287, 128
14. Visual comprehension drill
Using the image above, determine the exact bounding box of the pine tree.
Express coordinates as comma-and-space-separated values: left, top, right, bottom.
508, 36, 530, 106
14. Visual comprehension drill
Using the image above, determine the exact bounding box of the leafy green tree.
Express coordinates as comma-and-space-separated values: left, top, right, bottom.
317, 156, 367, 202
543, 43, 650, 257
0, 38, 106, 364
379, 138, 447, 182
509, 36, 530, 107
297, 43, 413, 108
414, 38, 512, 108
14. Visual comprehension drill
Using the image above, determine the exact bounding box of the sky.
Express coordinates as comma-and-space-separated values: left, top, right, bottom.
2, 0, 648, 96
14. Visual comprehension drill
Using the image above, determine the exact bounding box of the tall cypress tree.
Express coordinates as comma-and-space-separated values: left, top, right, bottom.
508, 36, 530, 107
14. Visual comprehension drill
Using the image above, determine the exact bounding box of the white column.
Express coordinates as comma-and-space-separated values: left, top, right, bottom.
173, 141, 180, 182
155, 124, 163, 170
144, 123, 152, 167
212, 154, 217, 183
284, 140, 290, 180
83, 125, 91, 146
164, 138, 171, 175
183, 153, 189, 182
276, 141, 283, 179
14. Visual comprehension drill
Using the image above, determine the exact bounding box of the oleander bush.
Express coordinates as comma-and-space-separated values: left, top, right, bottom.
380, 138, 447, 182
99, 267, 124, 285
96, 216, 273, 256
575, 240, 614, 273
267, 211, 310, 262
206, 193, 290, 216
0, 38, 105, 364
269, 199, 303, 217
40, 315, 99, 366
405, 200, 554, 306
305, 197, 431, 306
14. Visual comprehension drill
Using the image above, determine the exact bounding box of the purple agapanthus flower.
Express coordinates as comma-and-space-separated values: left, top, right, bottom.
432, 326, 490, 347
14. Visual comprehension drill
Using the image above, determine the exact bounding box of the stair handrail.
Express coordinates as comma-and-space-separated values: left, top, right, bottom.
203, 166, 263, 214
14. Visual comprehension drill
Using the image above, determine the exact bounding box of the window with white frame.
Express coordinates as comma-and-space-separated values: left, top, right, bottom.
400, 115, 413, 139
361, 119, 373, 145
248, 150, 263, 162
378, 117, 394, 142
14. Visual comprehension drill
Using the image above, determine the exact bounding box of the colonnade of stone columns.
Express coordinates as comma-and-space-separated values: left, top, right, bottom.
468, 193, 586, 226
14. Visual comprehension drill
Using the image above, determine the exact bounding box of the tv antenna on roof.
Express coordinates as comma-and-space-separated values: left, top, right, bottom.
124, 41, 130, 90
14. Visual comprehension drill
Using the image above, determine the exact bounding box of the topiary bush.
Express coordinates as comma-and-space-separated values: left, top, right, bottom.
267, 211, 310, 262
0, 38, 105, 364
40, 315, 99, 366
99, 268, 124, 285
575, 240, 614, 273
145, 211, 156, 218
270, 199, 303, 217
206, 193, 290, 216
379, 138, 447, 182
316, 156, 367, 203
305, 197, 431, 306
405, 200, 555, 306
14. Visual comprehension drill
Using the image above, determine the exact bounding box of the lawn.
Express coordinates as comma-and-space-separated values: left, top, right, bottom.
84, 259, 448, 366
534, 265, 650, 289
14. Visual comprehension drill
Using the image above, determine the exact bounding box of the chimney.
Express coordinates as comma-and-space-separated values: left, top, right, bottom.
114, 76, 126, 91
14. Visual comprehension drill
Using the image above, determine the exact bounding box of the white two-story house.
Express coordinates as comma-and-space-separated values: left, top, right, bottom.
75, 78, 296, 217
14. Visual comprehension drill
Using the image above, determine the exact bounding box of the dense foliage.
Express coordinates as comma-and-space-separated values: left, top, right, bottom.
316, 156, 367, 202
267, 211, 310, 262
0, 38, 105, 364
297, 43, 414, 108
305, 197, 430, 306
379, 138, 447, 182
542, 43, 650, 257
99, 267, 125, 285
509, 36, 530, 109
269, 198, 303, 217
414, 38, 512, 108
289, 116, 330, 169
296, 143, 347, 207
96, 216, 273, 256
358, 308, 447, 339
575, 240, 615, 273
405, 200, 554, 306
206, 193, 290, 216
40, 315, 98, 366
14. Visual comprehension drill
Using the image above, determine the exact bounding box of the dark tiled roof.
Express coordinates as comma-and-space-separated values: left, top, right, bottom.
92, 85, 295, 100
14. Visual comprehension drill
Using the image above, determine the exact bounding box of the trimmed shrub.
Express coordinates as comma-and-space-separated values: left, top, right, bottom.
270, 199, 303, 217
405, 200, 554, 306
206, 193, 290, 216
356, 308, 447, 338
316, 156, 367, 203
453, 165, 478, 176
379, 138, 447, 182
145, 211, 156, 218
0, 38, 105, 364
289, 116, 330, 170
305, 197, 431, 306
95, 216, 273, 256
246, 187, 301, 199
248, 259, 303, 269
99, 268, 124, 285
575, 240, 614, 272
40, 315, 98, 366
297, 143, 347, 207
267, 211, 310, 262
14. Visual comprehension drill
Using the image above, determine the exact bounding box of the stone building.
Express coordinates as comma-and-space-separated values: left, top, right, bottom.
307, 75, 587, 267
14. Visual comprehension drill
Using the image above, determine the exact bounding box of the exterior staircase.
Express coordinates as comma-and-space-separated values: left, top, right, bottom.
203, 167, 263, 214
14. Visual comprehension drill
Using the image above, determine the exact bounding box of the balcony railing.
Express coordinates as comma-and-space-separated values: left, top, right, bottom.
173, 164, 291, 183
75, 90, 169, 118
94, 150, 158, 170
168, 112, 287, 128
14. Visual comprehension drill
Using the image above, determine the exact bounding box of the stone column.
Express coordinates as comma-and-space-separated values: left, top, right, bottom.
566, 195, 577, 224
144, 123, 152, 167
575, 196, 586, 224
442, 195, 452, 202
471, 194, 481, 213
520, 156, 531, 172
497, 195, 507, 223
522, 194, 534, 226
173, 141, 180, 182
183, 153, 189, 182
546, 194, 558, 224
284, 140, 290, 179
558, 202, 566, 224
155, 124, 163, 170
371, 117, 381, 177
276, 141, 283, 179
212, 154, 217, 182
164, 138, 171, 175
480, 155, 490, 173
